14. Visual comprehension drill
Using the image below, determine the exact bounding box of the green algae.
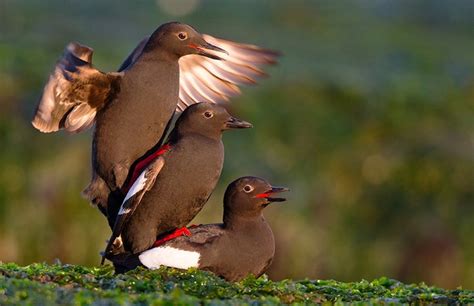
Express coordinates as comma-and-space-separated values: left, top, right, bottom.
0, 262, 472, 305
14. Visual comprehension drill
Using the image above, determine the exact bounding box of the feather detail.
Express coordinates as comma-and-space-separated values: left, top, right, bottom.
102, 157, 164, 262
32, 42, 121, 133
176, 34, 279, 111
139, 246, 200, 270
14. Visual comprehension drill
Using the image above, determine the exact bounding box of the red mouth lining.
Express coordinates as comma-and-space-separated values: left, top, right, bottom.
255, 192, 272, 199
123, 143, 171, 193
188, 43, 201, 50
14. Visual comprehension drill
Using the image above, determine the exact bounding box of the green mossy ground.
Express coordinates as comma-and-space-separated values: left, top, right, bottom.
0, 263, 472, 305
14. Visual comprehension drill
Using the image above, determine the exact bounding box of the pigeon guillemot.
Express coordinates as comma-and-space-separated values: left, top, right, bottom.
102, 102, 252, 257
110, 176, 289, 282
31, 22, 279, 216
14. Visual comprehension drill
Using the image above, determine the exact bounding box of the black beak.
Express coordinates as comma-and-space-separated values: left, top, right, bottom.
193, 40, 228, 60
224, 116, 253, 129
266, 186, 290, 202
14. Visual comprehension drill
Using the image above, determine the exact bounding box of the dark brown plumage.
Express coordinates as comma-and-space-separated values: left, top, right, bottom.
103, 102, 252, 257
31, 22, 279, 218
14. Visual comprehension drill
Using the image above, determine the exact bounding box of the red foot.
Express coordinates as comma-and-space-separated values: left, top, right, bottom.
123, 143, 171, 193
153, 227, 192, 247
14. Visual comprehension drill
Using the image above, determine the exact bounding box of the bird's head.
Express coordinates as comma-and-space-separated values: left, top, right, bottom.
145, 22, 228, 59
174, 102, 252, 139
224, 176, 289, 220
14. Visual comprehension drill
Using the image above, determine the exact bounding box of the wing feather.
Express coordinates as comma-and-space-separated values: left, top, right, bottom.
102, 157, 164, 261
150, 224, 225, 252
32, 42, 121, 133
118, 33, 279, 113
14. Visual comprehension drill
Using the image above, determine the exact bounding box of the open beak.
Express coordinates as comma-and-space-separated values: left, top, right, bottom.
255, 186, 290, 202
224, 116, 253, 129
189, 40, 228, 60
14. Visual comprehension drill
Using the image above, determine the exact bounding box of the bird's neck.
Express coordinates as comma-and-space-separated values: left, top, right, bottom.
139, 46, 180, 63
169, 129, 223, 143
121, 52, 180, 97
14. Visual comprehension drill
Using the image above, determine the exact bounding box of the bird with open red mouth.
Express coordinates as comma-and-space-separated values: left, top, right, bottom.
108, 176, 289, 282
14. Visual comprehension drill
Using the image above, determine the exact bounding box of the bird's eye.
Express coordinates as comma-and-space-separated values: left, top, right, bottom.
243, 185, 254, 193
177, 32, 187, 40
203, 111, 214, 119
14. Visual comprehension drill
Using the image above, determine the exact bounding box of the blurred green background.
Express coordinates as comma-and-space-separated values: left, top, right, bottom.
1, 0, 473, 289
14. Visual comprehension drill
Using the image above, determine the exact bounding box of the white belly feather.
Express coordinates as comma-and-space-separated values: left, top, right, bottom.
138, 246, 200, 270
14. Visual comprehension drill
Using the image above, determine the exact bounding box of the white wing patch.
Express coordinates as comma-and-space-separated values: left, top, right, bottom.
119, 170, 149, 215
139, 246, 200, 270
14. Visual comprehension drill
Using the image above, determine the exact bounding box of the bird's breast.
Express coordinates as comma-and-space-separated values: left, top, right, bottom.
93, 61, 180, 175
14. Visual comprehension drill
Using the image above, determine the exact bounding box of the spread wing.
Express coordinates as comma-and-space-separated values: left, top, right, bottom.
118, 34, 280, 112
32, 42, 121, 133
102, 157, 164, 262
177, 34, 279, 111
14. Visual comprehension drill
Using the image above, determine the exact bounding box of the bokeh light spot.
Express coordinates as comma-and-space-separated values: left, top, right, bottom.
362, 154, 392, 185
156, 0, 200, 17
